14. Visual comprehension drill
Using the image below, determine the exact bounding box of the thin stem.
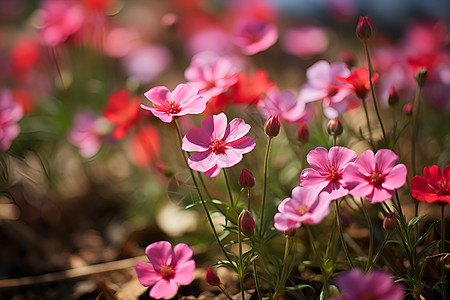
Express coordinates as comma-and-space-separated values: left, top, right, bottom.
335, 201, 354, 268
223, 169, 234, 207
364, 40, 387, 141
441, 204, 447, 300
333, 135, 337, 147
238, 213, 245, 300
252, 253, 262, 300
277, 235, 292, 296
305, 225, 328, 298
218, 285, 233, 300
367, 232, 391, 273
394, 189, 404, 220
411, 83, 422, 177
361, 98, 373, 143
360, 198, 373, 273
259, 137, 272, 237
248, 189, 252, 211
174, 120, 233, 263
50, 47, 66, 90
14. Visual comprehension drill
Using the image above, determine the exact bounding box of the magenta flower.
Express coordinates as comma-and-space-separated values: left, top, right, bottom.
301, 147, 357, 201
232, 18, 278, 55
182, 113, 256, 177
0, 90, 23, 150
259, 86, 315, 124
141, 84, 208, 123
299, 60, 359, 119
343, 149, 407, 203
135, 241, 195, 299
274, 186, 332, 232
184, 51, 240, 100
329, 268, 404, 300
68, 111, 102, 158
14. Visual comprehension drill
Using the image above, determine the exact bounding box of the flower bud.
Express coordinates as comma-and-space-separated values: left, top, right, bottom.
356, 16, 374, 41
383, 212, 397, 233
327, 119, 343, 136
388, 86, 399, 107
403, 103, 413, 117
297, 123, 310, 144
239, 209, 255, 237
415, 68, 428, 87
206, 267, 221, 286
239, 168, 255, 189
264, 115, 280, 138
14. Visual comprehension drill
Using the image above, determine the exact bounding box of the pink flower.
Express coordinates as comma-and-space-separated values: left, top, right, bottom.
274, 186, 332, 232
232, 18, 278, 55
38, 0, 84, 47
329, 268, 404, 300
122, 45, 171, 84
135, 241, 195, 299
300, 147, 357, 201
0, 90, 23, 150
182, 113, 256, 177
68, 111, 102, 158
299, 60, 359, 119
184, 51, 240, 100
142, 84, 207, 123
259, 86, 315, 124
343, 149, 407, 203
281, 26, 329, 57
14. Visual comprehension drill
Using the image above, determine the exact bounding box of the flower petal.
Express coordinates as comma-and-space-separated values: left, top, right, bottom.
144, 86, 170, 106
145, 241, 173, 270
170, 84, 199, 105
382, 164, 407, 190
188, 151, 218, 173
172, 243, 193, 265
149, 278, 178, 299
328, 146, 357, 170
135, 261, 160, 287
355, 150, 375, 176
227, 136, 256, 153
306, 147, 331, 170
375, 149, 398, 175
367, 186, 393, 203
182, 128, 211, 152
174, 260, 195, 285
201, 113, 228, 141
223, 118, 251, 142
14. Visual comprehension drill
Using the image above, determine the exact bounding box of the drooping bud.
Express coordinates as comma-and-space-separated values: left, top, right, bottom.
264, 114, 280, 138
327, 119, 343, 136
239, 168, 255, 189
297, 123, 310, 144
356, 16, 374, 41
206, 267, 221, 286
239, 209, 255, 237
414, 68, 428, 87
383, 212, 397, 233
403, 103, 413, 117
388, 86, 399, 107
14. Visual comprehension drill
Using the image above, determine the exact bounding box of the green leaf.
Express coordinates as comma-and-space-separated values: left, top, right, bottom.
407, 215, 426, 228
185, 199, 229, 209
284, 284, 314, 291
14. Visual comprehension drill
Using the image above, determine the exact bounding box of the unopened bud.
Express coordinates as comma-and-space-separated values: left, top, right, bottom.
388, 87, 399, 107
356, 16, 374, 41
206, 267, 221, 286
383, 212, 397, 233
239, 209, 255, 237
264, 115, 280, 138
239, 168, 255, 189
415, 68, 428, 87
297, 123, 310, 144
403, 103, 413, 117
327, 119, 343, 136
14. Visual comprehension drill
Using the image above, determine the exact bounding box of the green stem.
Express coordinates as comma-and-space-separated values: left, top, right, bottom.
174, 120, 233, 263
223, 169, 234, 208
361, 97, 373, 144
248, 188, 252, 211
441, 204, 447, 300
367, 232, 391, 273
360, 198, 373, 273
394, 189, 404, 220
335, 201, 354, 268
50, 47, 66, 91
411, 83, 422, 177
259, 137, 273, 237
364, 40, 387, 142
252, 251, 262, 300
305, 225, 328, 298
238, 213, 245, 300
277, 234, 292, 297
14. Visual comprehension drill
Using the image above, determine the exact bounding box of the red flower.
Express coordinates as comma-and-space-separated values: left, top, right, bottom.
337, 67, 378, 100
231, 69, 275, 105
103, 89, 141, 139
411, 165, 450, 204
130, 125, 160, 167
